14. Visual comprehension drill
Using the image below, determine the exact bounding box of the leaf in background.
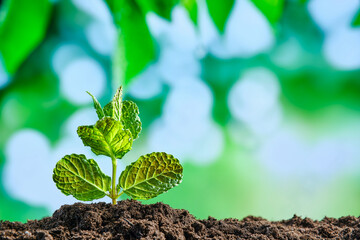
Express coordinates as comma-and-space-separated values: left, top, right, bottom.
206, 0, 235, 33
121, 100, 142, 140
77, 117, 133, 159
53, 154, 111, 201
251, 0, 284, 25
118, 152, 183, 200
181, 0, 198, 25
352, 9, 360, 27
0, 0, 52, 75
135, 0, 179, 20
87, 91, 105, 119
105, 0, 155, 86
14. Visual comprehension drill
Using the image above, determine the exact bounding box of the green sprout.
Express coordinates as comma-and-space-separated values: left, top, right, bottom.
53, 86, 183, 204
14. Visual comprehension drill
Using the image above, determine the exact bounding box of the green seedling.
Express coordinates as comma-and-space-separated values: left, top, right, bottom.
53, 86, 183, 204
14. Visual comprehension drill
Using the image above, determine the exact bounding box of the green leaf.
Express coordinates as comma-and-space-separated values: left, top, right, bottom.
103, 102, 114, 118
112, 86, 122, 121
181, 0, 198, 25
251, 0, 284, 25
103, 86, 122, 119
77, 117, 133, 159
53, 154, 111, 201
206, 0, 235, 33
105, 0, 155, 86
135, 0, 179, 20
121, 100, 142, 140
0, 0, 52, 74
87, 91, 105, 119
104, 94, 142, 140
103, 86, 123, 121
118, 152, 183, 200
352, 8, 360, 27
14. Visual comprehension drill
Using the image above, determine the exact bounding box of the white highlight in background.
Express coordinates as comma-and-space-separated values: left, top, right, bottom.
308, 0, 359, 32
228, 68, 282, 137
3, 130, 77, 211
128, 66, 163, 99
86, 21, 116, 55
59, 57, 106, 105
148, 77, 224, 164
324, 26, 360, 70
51, 43, 88, 74
210, 0, 274, 58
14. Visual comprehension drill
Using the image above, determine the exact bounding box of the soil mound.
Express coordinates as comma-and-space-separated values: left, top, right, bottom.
1, 200, 359, 239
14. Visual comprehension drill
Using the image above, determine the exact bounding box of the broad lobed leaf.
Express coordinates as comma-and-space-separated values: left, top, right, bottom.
77, 117, 133, 159
53, 154, 111, 201
118, 152, 183, 200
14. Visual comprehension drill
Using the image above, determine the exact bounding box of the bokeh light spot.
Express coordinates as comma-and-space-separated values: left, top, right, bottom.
324, 27, 360, 70
228, 68, 280, 123
211, 0, 274, 58
128, 66, 163, 99
51, 43, 87, 74
308, 0, 359, 32
59, 57, 106, 105
3, 130, 53, 207
86, 21, 116, 55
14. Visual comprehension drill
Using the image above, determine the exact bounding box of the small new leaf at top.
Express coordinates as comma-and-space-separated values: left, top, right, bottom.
87, 91, 105, 119
103, 88, 142, 140
87, 86, 142, 140
103, 86, 123, 121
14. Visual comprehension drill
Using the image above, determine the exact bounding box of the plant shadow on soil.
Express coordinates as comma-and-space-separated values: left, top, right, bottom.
1, 200, 360, 239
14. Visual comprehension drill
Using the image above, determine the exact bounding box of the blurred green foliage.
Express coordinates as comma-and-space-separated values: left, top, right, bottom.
106, 0, 156, 85
136, 0, 179, 20
181, 0, 198, 24
0, 0, 52, 75
251, 0, 284, 24
206, 0, 235, 32
352, 8, 360, 27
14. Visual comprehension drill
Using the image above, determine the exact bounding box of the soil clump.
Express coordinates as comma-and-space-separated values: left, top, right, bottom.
1, 200, 359, 239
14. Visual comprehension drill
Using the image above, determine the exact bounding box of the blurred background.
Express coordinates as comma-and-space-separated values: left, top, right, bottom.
1, 0, 360, 222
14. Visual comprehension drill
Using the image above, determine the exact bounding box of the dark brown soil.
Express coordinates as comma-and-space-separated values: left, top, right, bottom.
1, 200, 360, 240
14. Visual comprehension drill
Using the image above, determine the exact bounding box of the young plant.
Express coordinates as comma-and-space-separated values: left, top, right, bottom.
53, 86, 183, 204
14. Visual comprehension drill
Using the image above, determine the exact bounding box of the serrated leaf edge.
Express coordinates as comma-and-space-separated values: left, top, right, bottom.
53, 154, 110, 196
118, 152, 183, 195
87, 91, 105, 119
112, 86, 123, 121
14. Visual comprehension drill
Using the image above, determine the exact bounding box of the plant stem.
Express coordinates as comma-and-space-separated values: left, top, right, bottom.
116, 191, 124, 199
111, 156, 117, 205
